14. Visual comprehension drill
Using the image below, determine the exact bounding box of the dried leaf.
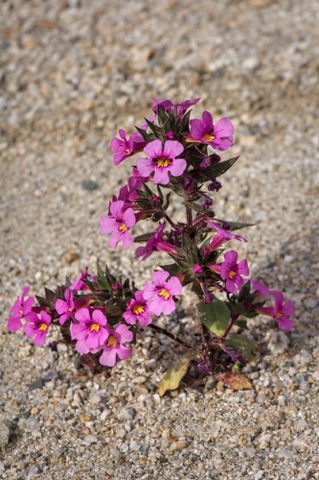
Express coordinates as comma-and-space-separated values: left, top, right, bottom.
217, 372, 252, 390
159, 351, 199, 396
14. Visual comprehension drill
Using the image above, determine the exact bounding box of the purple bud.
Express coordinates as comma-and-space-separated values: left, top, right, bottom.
166, 131, 174, 139
193, 264, 203, 274
197, 358, 213, 375
211, 153, 221, 163
208, 178, 222, 192
201, 195, 214, 211
204, 291, 214, 304
199, 156, 211, 170
183, 176, 197, 194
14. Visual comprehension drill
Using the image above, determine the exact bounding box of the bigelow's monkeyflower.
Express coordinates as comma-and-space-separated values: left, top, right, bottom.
143, 271, 183, 316
136, 139, 187, 185
7, 98, 295, 392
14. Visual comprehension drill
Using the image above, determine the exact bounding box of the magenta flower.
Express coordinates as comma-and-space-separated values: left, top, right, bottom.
135, 222, 177, 260
255, 291, 294, 330
220, 250, 250, 294
98, 324, 133, 367
270, 291, 295, 330
118, 169, 146, 204
251, 280, 271, 300
24, 310, 52, 346
70, 267, 97, 292
136, 139, 186, 185
143, 270, 183, 316
187, 111, 234, 151
193, 264, 203, 274
100, 200, 136, 249
110, 129, 134, 165
123, 291, 152, 327
206, 221, 247, 251
152, 98, 200, 116
55, 289, 75, 325
71, 308, 109, 355
110, 129, 145, 166
8, 286, 35, 333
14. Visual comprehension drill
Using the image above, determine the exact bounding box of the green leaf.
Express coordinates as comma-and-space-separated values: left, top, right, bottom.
135, 126, 155, 142
159, 263, 180, 276
83, 279, 96, 292
97, 264, 111, 290
237, 281, 251, 301
157, 105, 168, 127
224, 335, 255, 361
225, 220, 255, 231
35, 295, 48, 307
134, 232, 155, 243
44, 287, 57, 308
237, 319, 248, 330
197, 298, 231, 337
159, 351, 199, 396
210, 156, 239, 177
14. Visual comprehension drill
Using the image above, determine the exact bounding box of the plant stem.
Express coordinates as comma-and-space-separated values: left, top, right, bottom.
149, 323, 198, 352
221, 314, 239, 340
163, 213, 177, 229
201, 322, 211, 346
186, 205, 193, 226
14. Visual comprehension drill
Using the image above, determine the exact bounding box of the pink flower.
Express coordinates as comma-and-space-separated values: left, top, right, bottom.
187, 111, 234, 151
271, 291, 295, 330
135, 222, 177, 260
123, 291, 152, 327
98, 324, 133, 367
118, 169, 146, 204
193, 264, 203, 274
100, 200, 136, 249
250, 280, 271, 300
257, 291, 294, 331
110, 129, 145, 166
219, 250, 250, 294
71, 308, 109, 355
24, 310, 52, 346
152, 98, 200, 116
136, 139, 186, 185
143, 270, 183, 316
8, 286, 35, 333
70, 267, 97, 292
206, 221, 247, 251
55, 289, 75, 325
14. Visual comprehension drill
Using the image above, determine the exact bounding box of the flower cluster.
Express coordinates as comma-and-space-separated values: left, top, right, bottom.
8, 265, 183, 370
8, 98, 295, 390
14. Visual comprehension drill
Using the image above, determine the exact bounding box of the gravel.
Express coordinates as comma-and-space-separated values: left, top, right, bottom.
1, 0, 319, 479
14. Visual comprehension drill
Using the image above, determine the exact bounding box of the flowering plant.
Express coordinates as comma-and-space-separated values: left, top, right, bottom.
8, 98, 295, 393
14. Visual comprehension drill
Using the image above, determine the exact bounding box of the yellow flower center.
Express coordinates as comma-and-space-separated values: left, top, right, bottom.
107, 336, 118, 348
125, 147, 130, 153
67, 307, 73, 312
276, 312, 283, 319
203, 134, 215, 142
158, 288, 171, 301
228, 270, 236, 280
90, 323, 100, 333
132, 304, 144, 315
157, 157, 170, 168
39, 323, 48, 332
119, 224, 127, 232
19, 309, 23, 315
